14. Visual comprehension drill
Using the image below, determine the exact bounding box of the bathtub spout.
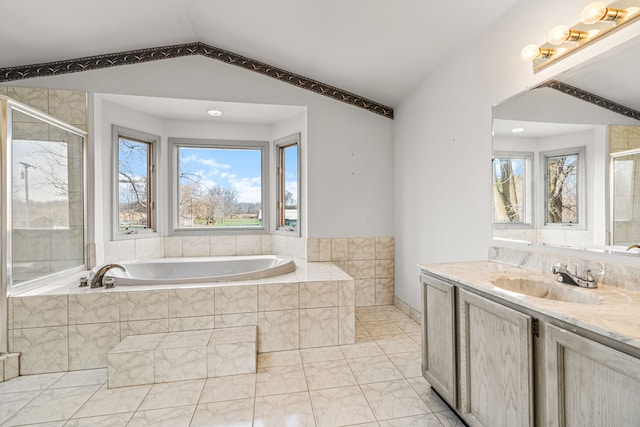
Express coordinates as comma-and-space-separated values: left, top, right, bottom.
90, 264, 126, 288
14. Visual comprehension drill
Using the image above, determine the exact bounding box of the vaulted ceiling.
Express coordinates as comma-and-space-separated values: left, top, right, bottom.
0, 0, 520, 107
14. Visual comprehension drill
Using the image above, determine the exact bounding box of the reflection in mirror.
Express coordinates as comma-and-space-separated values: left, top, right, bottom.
610, 128, 640, 246
492, 36, 640, 253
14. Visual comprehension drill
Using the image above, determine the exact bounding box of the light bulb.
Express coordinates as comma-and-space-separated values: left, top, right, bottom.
548, 25, 571, 45
581, 2, 608, 24
206, 109, 223, 117
520, 44, 553, 61
521, 44, 541, 61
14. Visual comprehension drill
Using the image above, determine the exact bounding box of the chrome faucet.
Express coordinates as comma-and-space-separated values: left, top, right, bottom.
90, 264, 126, 288
550, 263, 597, 288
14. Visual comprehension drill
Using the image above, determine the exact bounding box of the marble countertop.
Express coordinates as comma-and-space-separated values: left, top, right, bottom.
419, 260, 640, 354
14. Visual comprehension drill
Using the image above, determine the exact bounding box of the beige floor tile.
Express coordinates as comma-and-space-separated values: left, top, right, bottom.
375, 334, 421, 354
255, 364, 308, 397
304, 359, 358, 390
49, 369, 107, 388
127, 405, 196, 427
0, 372, 64, 394
253, 391, 316, 426
300, 346, 345, 363
406, 377, 450, 413
365, 323, 404, 337
64, 413, 134, 426
257, 349, 302, 368
309, 385, 377, 427
379, 414, 443, 426
4, 385, 99, 425
74, 384, 151, 418
388, 351, 422, 378
361, 379, 431, 421
347, 355, 404, 384
340, 342, 384, 359
191, 399, 254, 427
435, 410, 467, 426
138, 379, 205, 410
200, 374, 256, 403
0, 391, 41, 425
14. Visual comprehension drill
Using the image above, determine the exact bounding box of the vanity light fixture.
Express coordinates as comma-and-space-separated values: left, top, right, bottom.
522, 0, 640, 72
547, 25, 589, 45
520, 44, 554, 61
580, 1, 626, 24
206, 109, 223, 117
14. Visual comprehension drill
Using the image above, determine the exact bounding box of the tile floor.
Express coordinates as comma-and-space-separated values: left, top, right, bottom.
0, 305, 465, 427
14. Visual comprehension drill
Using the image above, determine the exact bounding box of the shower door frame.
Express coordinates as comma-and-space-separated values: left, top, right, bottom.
0, 96, 88, 353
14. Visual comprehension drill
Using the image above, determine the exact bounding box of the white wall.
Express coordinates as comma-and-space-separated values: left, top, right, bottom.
12, 55, 393, 240
393, 0, 640, 309
94, 98, 164, 242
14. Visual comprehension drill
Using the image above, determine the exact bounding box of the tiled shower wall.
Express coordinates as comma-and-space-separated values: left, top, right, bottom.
94, 236, 395, 307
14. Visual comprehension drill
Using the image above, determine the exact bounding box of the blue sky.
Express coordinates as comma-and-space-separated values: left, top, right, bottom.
179, 147, 262, 203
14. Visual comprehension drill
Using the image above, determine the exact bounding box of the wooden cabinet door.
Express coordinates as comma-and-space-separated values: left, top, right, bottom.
421, 274, 457, 407
545, 324, 640, 427
458, 289, 534, 427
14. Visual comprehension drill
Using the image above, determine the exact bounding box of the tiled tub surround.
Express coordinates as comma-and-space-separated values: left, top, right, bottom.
92, 235, 395, 307
8, 260, 355, 375
0, 353, 19, 383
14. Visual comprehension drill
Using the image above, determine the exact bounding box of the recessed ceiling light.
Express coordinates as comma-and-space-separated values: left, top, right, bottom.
512, 127, 525, 133
207, 109, 223, 117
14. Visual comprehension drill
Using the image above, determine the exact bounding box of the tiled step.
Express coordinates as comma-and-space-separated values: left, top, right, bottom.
0, 353, 19, 383
107, 326, 256, 388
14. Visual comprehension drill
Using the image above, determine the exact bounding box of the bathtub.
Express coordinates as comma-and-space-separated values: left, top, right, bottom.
100, 255, 296, 286
9, 258, 356, 375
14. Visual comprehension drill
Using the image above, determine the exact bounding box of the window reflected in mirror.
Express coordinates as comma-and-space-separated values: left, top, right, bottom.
493, 156, 526, 224
544, 152, 578, 224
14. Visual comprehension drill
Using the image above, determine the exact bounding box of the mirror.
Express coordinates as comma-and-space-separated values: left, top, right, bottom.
492, 35, 640, 253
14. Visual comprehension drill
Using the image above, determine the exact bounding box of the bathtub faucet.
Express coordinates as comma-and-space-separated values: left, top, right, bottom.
90, 264, 126, 288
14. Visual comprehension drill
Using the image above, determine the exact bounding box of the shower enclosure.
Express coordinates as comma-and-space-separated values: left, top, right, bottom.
0, 96, 87, 352
611, 148, 640, 247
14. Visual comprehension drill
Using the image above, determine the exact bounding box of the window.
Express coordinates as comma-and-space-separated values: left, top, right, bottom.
170, 138, 268, 232
542, 147, 584, 226
275, 134, 300, 233
492, 152, 531, 225
113, 126, 157, 237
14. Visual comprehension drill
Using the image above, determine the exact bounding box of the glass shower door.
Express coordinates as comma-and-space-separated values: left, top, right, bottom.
612, 149, 640, 246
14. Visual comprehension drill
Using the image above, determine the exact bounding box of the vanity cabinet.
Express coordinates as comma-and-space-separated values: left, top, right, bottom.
421, 274, 457, 406
458, 289, 534, 427
545, 324, 640, 427
421, 273, 534, 427
422, 269, 640, 427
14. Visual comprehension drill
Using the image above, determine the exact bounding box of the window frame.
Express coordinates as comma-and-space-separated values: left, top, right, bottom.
274, 133, 301, 236
112, 125, 158, 240
168, 137, 270, 235
492, 151, 533, 227
541, 146, 586, 229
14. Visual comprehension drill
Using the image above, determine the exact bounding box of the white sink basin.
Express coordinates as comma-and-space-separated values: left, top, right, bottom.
492, 277, 604, 305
